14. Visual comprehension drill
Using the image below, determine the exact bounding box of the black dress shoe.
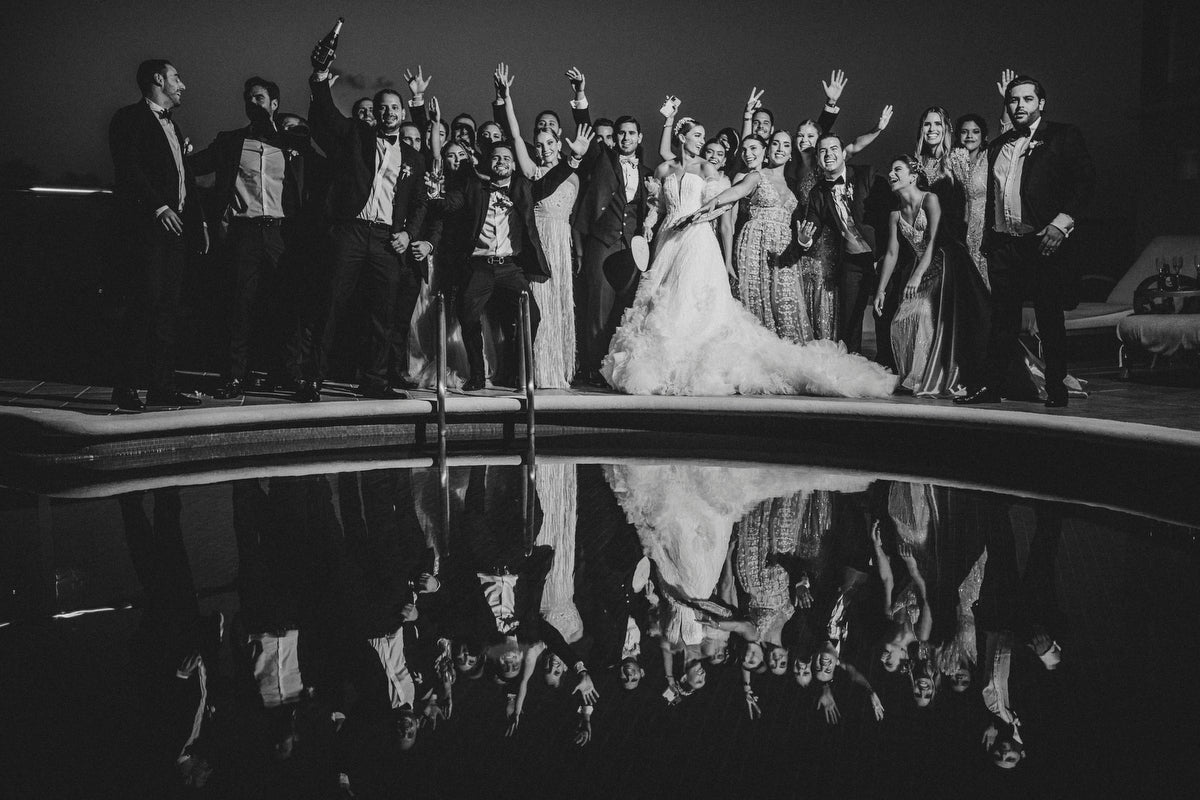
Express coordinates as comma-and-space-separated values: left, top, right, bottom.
146, 390, 203, 407
383, 386, 410, 399
462, 376, 486, 392
953, 386, 1002, 405
358, 383, 392, 399
585, 370, 610, 389
293, 381, 321, 403
111, 387, 145, 412
1044, 393, 1069, 409
270, 375, 305, 394
212, 378, 244, 400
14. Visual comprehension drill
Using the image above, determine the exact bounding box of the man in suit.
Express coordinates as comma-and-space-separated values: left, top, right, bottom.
297, 54, 428, 402
796, 133, 883, 357
107, 59, 207, 410
433, 128, 589, 391
573, 110, 653, 387
188, 77, 314, 399
957, 75, 1095, 408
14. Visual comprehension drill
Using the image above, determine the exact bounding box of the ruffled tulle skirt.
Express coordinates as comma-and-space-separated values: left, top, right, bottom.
601, 222, 897, 398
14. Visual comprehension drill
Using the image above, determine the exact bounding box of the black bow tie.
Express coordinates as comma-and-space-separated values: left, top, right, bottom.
486, 182, 512, 195
378, 133, 399, 145
1011, 123, 1032, 138
156, 108, 173, 121
825, 176, 845, 186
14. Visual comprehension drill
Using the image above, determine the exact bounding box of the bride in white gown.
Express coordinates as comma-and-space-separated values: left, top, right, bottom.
601, 118, 897, 398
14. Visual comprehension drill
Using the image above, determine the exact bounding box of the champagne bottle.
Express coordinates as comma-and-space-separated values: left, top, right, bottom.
311, 17, 344, 71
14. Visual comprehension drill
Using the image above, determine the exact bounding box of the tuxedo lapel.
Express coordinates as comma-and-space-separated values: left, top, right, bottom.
612, 150, 627, 203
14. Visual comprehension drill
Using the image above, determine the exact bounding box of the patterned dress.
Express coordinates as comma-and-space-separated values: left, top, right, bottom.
735, 177, 803, 342
949, 148, 990, 290
794, 169, 838, 343
530, 165, 578, 388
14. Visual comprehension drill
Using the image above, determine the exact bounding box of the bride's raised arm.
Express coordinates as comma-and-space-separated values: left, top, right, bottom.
658, 95, 681, 162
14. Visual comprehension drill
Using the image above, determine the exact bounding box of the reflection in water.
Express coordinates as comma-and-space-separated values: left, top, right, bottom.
1, 463, 1195, 796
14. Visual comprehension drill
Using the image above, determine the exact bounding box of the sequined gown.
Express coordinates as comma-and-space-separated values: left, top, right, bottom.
890, 206, 958, 396
736, 177, 804, 342
530, 165, 578, 388
793, 166, 839, 342
601, 172, 897, 398
949, 149, 990, 290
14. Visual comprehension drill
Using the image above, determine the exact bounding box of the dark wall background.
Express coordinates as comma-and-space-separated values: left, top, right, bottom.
3, 0, 1141, 220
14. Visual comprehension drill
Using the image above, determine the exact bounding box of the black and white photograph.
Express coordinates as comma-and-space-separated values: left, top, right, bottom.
0, 0, 1197, 796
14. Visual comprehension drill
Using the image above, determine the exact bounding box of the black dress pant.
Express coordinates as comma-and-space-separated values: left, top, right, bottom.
984, 232, 1068, 397
114, 219, 186, 393
836, 250, 879, 356
458, 257, 540, 382
310, 221, 420, 390
225, 220, 303, 382
581, 236, 636, 373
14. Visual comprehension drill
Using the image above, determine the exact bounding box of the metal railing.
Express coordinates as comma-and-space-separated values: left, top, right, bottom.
518, 291, 536, 445
434, 291, 450, 558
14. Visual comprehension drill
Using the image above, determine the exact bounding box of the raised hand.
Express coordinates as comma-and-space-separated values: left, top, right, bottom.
422, 700, 447, 730
573, 715, 592, 746
566, 123, 595, 159
745, 87, 765, 116
494, 62, 513, 99
796, 219, 817, 246
817, 685, 841, 724
871, 520, 883, 548
823, 69, 848, 105
877, 104, 894, 131
428, 96, 441, 122
744, 689, 762, 720
404, 65, 431, 98
566, 66, 586, 94
659, 95, 681, 119
573, 673, 600, 705
997, 68, 1016, 98
982, 723, 999, 749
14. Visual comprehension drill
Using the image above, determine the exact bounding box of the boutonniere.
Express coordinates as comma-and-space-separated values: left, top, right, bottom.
1023, 140, 1043, 156
400, 164, 413, 180
284, 148, 299, 161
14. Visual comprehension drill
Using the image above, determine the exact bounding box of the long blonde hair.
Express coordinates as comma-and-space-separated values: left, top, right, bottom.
915, 106, 954, 185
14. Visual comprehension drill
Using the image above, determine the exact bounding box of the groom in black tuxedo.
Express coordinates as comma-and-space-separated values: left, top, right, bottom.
573, 112, 653, 387
795, 134, 886, 358
957, 75, 1094, 408
107, 59, 208, 410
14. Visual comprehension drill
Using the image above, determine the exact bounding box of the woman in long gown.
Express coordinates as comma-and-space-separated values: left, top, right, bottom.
502, 120, 576, 389
601, 118, 896, 398
873, 156, 959, 395
407, 105, 473, 388
497, 69, 578, 389
698, 130, 805, 342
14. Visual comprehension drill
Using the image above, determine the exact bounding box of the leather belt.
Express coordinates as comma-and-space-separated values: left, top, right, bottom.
231, 216, 286, 227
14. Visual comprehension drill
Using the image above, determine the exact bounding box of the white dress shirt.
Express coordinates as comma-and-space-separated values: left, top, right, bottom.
249, 630, 303, 707
478, 572, 520, 633
992, 116, 1074, 237
357, 135, 404, 225
369, 625, 416, 709
619, 157, 639, 203
145, 98, 186, 215
473, 184, 522, 258
234, 137, 287, 219
826, 169, 871, 254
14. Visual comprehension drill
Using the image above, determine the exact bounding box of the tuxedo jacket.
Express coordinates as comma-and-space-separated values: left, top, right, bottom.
798, 164, 879, 259
981, 119, 1095, 256
435, 160, 576, 285
307, 77, 428, 255
108, 99, 202, 228
187, 124, 313, 224
571, 109, 652, 247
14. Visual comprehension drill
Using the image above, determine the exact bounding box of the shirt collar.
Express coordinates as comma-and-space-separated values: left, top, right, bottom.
145, 98, 168, 115
828, 168, 848, 184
